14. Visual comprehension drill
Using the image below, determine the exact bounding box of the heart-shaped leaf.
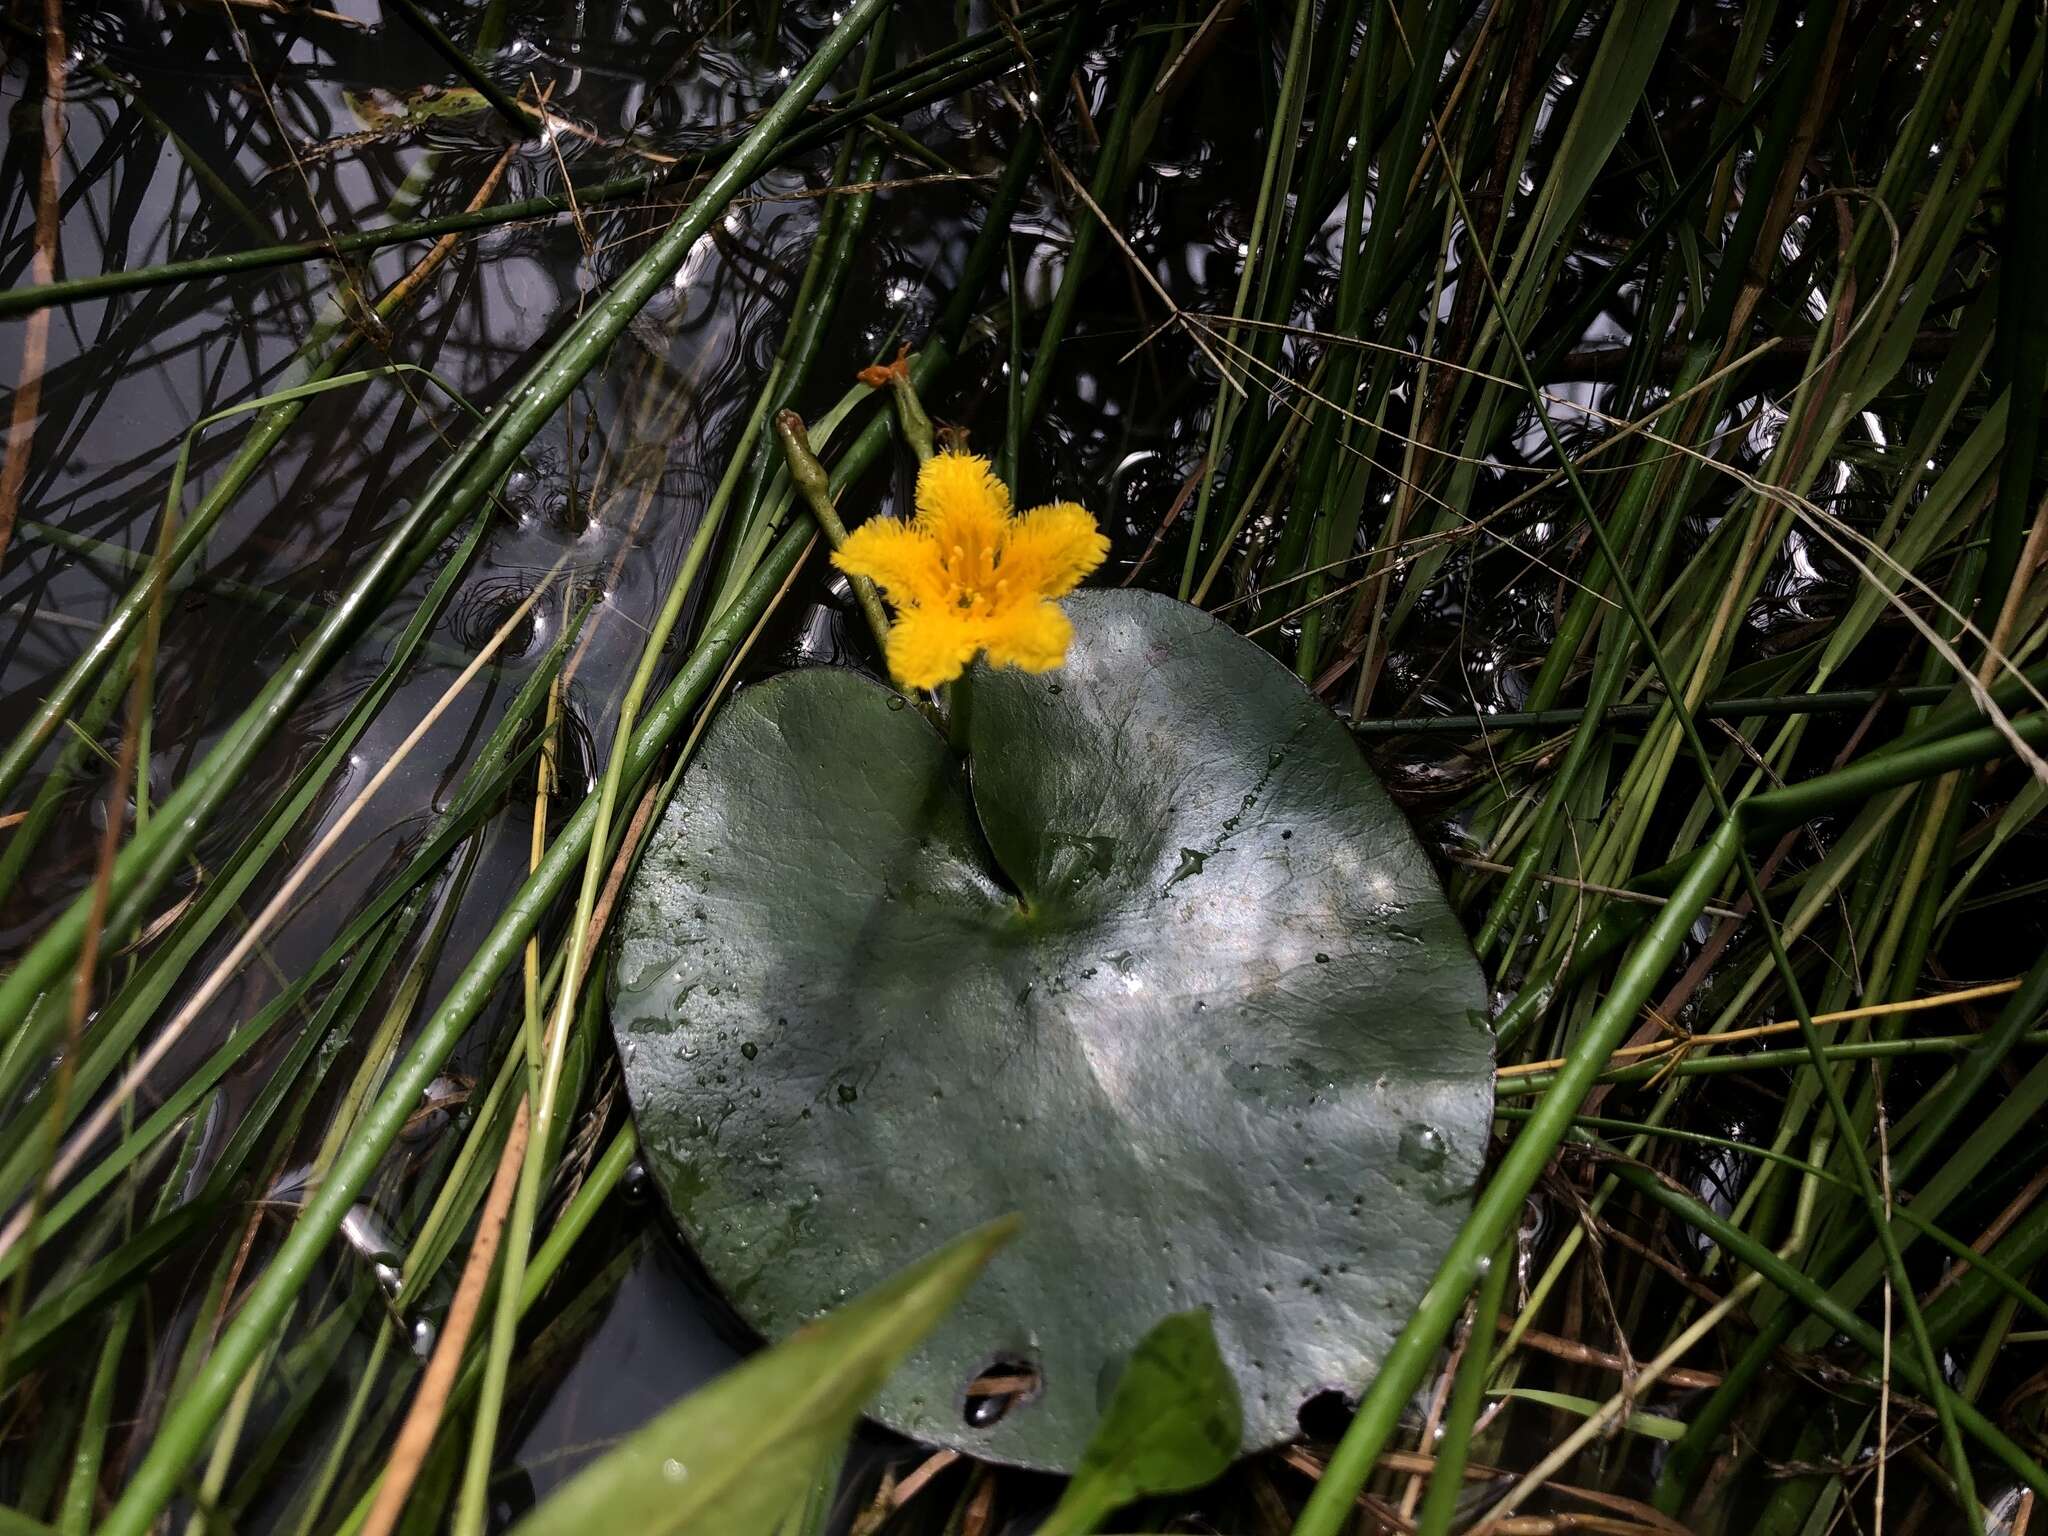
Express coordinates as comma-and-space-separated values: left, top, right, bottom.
612, 590, 1492, 1470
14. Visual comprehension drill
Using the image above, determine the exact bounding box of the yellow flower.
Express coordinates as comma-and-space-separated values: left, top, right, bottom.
833, 452, 1109, 692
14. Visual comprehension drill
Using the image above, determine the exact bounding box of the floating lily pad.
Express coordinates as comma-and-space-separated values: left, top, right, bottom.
611, 590, 1492, 1470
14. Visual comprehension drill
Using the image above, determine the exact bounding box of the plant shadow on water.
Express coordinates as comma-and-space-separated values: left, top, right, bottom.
3, 0, 2047, 1533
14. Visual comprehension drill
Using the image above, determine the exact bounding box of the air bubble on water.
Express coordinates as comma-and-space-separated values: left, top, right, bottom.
340, 1204, 404, 1295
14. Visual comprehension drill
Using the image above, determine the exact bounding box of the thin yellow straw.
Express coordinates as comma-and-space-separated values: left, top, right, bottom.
1496, 977, 2024, 1080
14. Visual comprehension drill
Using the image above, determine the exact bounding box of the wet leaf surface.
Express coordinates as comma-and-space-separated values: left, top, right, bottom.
611, 590, 1493, 1469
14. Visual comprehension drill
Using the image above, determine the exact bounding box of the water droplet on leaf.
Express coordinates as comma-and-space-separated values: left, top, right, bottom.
1398, 1123, 1449, 1172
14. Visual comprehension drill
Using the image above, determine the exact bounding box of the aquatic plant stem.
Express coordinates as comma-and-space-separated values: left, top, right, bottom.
0, 1, 1105, 322
0, 560, 562, 1270
364, 1101, 530, 1536
89, 10, 896, 1531
449, 11, 892, 1529
0, 143, 517, 819
0, 0, 894, 1087
1175, 0, 1314, 601
352, 546, 802, 1535
92, 512, 808, 1536
1289, 824, 1733, 1536
325, 1126, 641, 1536
1351, 683, 1959, 737
705, 103, 885, 605
0, 491, 167, 1376
1331, 27, 1983, 1522
59, 1294, 132, 1535
1014, 29, 1163, 438
1495, 1028, 2048, 1095
776, 408, 892, 649
1290, 701, 2048, 1536
1614, 1163, 2048, 1498
944, 673, 974, 756
1508, 1110, 2048, 1327
1413, 1233, 1511, 1536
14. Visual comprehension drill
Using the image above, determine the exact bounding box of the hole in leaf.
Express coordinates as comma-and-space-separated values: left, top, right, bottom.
1295, 1387, 1354, 1444
961, 1354, 1042, 1429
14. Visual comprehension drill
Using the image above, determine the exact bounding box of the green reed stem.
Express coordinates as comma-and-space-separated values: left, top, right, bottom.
1614, 1163, 2048, 1499
453, 12, 896, 1530
1493, 1028, 2048, 1096
1451, 45, 1982, 1521
1291, 698, 2048, 1536
0, 1, 1106, 322
1177, 0, 1315, 601
0, 0, 898, 1074
0, 361, 458, 817
1513, 1109, 2048, 1328
1414, 1232, 1512, 1536
90, 9, 898, 1529
1351, 684, 1956, 737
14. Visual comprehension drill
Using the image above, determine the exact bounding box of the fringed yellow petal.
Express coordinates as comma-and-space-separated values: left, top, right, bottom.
998, 501, 1109, 603
845, 457, 1101, 688
883, 608, 981, 691
914, 452, 1010, 576
833, 518, 945, 609
979, 599, 1073, 675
